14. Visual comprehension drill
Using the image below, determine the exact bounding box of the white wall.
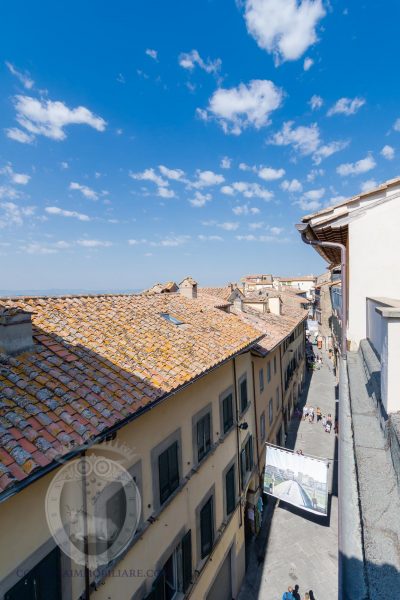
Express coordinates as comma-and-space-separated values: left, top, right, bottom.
348, 197, 400, 348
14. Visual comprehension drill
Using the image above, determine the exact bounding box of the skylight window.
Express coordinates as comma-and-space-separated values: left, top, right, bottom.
160, 312, 185, 326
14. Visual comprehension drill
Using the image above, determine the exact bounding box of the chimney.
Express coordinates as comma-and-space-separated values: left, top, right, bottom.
179, 276, 198, 299
268, 296, 282, 316
0, 308, 34, 355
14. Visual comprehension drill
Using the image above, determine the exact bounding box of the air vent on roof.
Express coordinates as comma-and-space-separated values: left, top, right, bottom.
0, 308, 34, 355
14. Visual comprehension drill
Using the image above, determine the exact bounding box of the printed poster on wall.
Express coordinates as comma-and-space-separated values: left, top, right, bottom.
263, 445, 329, 516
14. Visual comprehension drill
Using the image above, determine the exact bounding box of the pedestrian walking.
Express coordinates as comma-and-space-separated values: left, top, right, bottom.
308, 406, 314, 423
322, 415, 327, 427
309, 591, 316, 600
303, 405, 308, 420
282, 587, 295, 600
292, 585, 301, 600
303, 593, 310, 600
316, 407, 322, 422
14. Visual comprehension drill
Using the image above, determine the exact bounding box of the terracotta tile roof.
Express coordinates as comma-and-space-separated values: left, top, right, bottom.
0, 294, 261, 495
198, 287, 235, 303
198, 287, 307, 355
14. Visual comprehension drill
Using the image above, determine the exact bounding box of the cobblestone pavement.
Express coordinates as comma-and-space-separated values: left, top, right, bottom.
239, 352, 338, 600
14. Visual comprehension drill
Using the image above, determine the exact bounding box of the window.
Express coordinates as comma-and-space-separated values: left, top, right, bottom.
197, 413, 211, 462
260, 412, 266, 441
160, 312, 184, 326
5, 547, 61, 600
146, 531, 192, 599
159, 442, 179, 505
267, 361, 271, 383
239, 376, 248, 413
274, 355, 277, 375
225, 465, 236, 516
269, 398, 273, 425
259, 368, 264, 393
276, 387, 280, 410
222, 392, 233, 434
240, 436, 253, 486
200, 497, 214, 558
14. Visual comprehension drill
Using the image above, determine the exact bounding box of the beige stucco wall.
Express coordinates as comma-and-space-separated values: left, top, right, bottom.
0, 353, 257, 600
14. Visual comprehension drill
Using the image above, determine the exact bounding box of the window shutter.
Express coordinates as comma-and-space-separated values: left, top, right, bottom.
159, 450, 170, 505
168, 442, 179, 491
226, 466, 235, 515
248, 436, 253, 470
181, 530, 192, 592
223, 394, 233, 433
240, 448, 246, 486
200, 498, 213, 558
151, 570, 166, 600
205, 414, 211, 452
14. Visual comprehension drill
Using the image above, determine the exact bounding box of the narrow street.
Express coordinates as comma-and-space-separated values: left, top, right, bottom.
239, 352, 338, 600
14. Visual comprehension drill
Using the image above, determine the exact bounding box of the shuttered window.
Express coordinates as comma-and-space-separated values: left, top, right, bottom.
197, 413, 211, 461
181, 530, 192, 592
158, 441, 179, 505
200, 497, 214, 558
259, 368, 264, 392
260, 412, 266, 441
240, 377, 248, 413
225, 465, 235, 516
5, 547, 61, 600
222, 393, 233, 433
241, 436, 254, 487
269, 398, 273, 425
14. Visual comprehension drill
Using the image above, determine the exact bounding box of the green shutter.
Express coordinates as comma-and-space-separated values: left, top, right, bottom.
200, 498, 213, 558
226, 466, 235, 515
168, 442, 179, 492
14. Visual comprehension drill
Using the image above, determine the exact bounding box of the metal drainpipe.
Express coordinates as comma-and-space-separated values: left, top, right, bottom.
232, 356, 243, 527
296, 226, 350, 599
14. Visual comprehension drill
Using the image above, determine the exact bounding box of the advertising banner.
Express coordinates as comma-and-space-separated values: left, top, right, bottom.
263, 445, 329, 515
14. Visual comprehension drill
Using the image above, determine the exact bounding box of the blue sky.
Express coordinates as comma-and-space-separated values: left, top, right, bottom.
1, 0, 399, 291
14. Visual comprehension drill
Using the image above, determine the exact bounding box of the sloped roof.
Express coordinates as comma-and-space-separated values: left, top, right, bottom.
0, 294, 261, 496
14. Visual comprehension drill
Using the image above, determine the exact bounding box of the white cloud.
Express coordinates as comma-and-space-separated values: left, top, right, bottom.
0, 185, 22, 200
381, 145, 395, 160
301, 188, 325, 201
189, 191, 212, 208
23, 243, 57, 255
281, 178, 303, 192
244, 0, 325, 63
158, 187, 175, 198
159, 165, 185, 180
155, 235, 190, 247
236, 233, 286, 242
258, 166, 285, 180
219, 222, 239, 231
309, 94, 323, 110
269, 120, 348, 163
239, 162, 253, 171
198, 235, 224, 241
5, 62, 34, 89
77, 239, 112, 248
249, 221, 265, 229
116, 73, 126, 84
221, 181, 273, 201
220, 156, 232, 169
313, 140, 349, 164
145, 49, 158, 60
178, 49, 221, 74
192, 170, 225, 188
69, 181, 99, 200
394, 119, 400, 132
0, 202, 35, 228
326, 195, 347, 207
128, 238, 148, 246
45, 206, 90, 221
270, 226, 284, 235
303, 57, 314, 71
327, 97, 366, 117
129, 168, 168, 188
0, 164, 30, 185
269, 121, 320, 155
232, 204, 260, 215
360, 179, 377, 193
294, 199, 322, 211
307, 168, 324, 181
337, 154, 376, 176
199, 79, 283, 135
9, 95, 106, 142
5, 127, 35, 144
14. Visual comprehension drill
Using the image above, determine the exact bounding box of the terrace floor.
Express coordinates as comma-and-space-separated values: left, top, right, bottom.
239, 351, 338, 600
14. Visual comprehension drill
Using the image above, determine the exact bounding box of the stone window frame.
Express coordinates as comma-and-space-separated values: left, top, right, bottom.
260, 411, 266, 441
269, 397, 274, 425
195, 484, 216, 566
192, 403, 213, 467
222, 457, 237, 522
151, 428, 182, 512
219, 385, 235, 439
